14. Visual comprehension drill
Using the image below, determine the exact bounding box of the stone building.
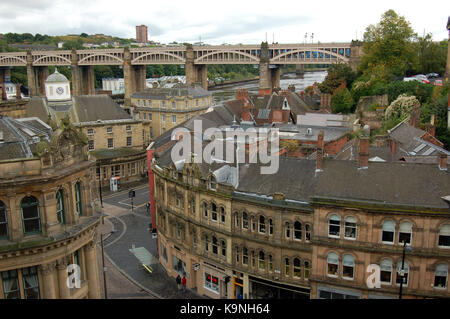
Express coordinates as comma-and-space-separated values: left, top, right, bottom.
25, 69, 148, 188
132, 86, 212, 140
0, 116, 102, 299
147, 103, 450, 299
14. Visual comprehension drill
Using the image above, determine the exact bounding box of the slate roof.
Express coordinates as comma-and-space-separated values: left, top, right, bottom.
131, 86, 211, 99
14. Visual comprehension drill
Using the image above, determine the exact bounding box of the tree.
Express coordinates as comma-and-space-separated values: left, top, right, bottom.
62, 39, 83, 50
414, 35, 447, 75
384, 94, 420, 121
331, 87, 353, 114
80, 33, 89, 38
358, 10, 417, 80
319, 63, 356, 94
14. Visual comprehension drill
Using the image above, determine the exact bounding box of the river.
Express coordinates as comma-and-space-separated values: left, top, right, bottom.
210, 71, 328, 105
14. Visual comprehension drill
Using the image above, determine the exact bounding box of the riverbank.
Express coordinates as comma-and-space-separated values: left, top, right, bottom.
208, 76, 259, 90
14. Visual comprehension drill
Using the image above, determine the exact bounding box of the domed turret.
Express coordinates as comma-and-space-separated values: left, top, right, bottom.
45, 68, 71, 102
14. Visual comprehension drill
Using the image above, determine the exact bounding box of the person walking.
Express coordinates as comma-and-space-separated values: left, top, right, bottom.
146, 202, 150, 214
181, 275, 187, 293
176, 274, 182, 291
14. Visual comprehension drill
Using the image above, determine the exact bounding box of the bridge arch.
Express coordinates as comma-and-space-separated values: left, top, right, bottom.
195, 50, 259, 63
33, 54, 71, 65
132, 51, 185, 64
78, 53, 124, 65
270, 48, 349, 63
0, 55, 27, 65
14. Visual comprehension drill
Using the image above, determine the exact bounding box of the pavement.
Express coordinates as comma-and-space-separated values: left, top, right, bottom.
95, 181, 205, 299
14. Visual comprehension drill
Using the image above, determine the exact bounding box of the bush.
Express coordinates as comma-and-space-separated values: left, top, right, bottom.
331, 87, 353, 114
384, 94, 420, 121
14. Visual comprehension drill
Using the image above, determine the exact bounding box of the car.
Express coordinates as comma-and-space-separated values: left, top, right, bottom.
426, 73, 439, 79
434, 79, 443, 86
414, 74, 427, 80
403, 76, 421, 82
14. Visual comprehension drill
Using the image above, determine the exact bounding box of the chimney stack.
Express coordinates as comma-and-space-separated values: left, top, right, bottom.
439, 153, 447, 171
388, 138, 397, 160
316, 131, 324, 171
408, 106, 421, 128
358, 136, 370, 169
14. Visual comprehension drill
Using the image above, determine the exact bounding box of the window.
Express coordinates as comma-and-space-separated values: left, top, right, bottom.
293, 258, 301, 278
196, 99, 199, 106
305, 224, 311, 241
143, 100, 146, 107
285, 258, 290, 276
304, 261, 310, 279
88, 140, 94, 150
344, 217, 357, 239
87, 129, 94, 135
22, 267, 40, 299
126, 136, 132, 146
438, 225, 450, 247
269, 255, 273, 271
327, 253, 339, 277
172, 101, 176, 109
56, 189, 66, 225
221, 240, 226, 257
243, 247, 248, 265
434, 264, 448, 289
399, 222, 412, 245
204, 273, 219, 293
149, 127, 153, 138
137, 100, 141, 107
143, 113, 147, 120
176, 223, 181, 239
220, 207, 225, 224
203, 202, 208, 218
0, 201, 7, 239
234, 213, 239, 228
328, 215, 340, 237
75, 182, 82, 216
251, 251, 256, 267
148, 101, 152, 108
396, 262, 409, 286
211, 203, 218, 222
172, 115, 176, 124
126, 125, 131, 132
111, 165, 120, 177
161, 114, 166, 122
285, 222, 291, 238
251, 216, 256, 232
259, 251, 265, 270
236, 247, 240, 263
185, 101, 189, 109
1, 270, 20, 299
212, 236, 218, 254
342, 254, 354, 279
186, 114, 189, 120
107, 138, 114, 149
107, 127, 113, 134
21, 196, 41, 234
294, 221, 302, 240
380, 259, 393, 284
162, 101, 166, 108
259, 216, 266, 233
209, 176, 216, 190
269, 219, 273, 235
382, 220, 395, 244
242, 212, 248, 229
148, 113, 152, 121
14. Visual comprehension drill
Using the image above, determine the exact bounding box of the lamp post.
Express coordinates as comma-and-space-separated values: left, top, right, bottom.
399, 240, 413, 299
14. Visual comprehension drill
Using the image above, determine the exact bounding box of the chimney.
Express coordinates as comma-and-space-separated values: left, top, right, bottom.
16, 83, 21, 100
358, 136, 370, 169
439, 153, 447, 171
408, 106, 421, 128
388, 138, 397, 160
316, 131, 324, 171
1, 85, 6, 101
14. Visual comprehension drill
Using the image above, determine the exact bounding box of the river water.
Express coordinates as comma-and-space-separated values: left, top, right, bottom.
210, 71, 327, 105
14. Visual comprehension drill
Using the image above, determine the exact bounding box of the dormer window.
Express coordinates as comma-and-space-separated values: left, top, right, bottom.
209, 176, 216, 190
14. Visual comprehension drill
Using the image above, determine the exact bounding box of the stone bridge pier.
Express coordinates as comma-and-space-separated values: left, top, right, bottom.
123, 47, 146, 106
0, 67, 11, 100
26, 52, 49, 97
258, 42, 280, 95
185, 44, 208, 90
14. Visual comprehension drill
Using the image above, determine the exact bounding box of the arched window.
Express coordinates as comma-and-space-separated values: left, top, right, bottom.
269, 219, 273, 235
203, 202, 208, 218
399, 222, 412, 245
382, 220, 395, 244
251, 216, 256, 232
259, 251, 265, 270
212, 236, 218, 254
21, 196, 41, 234
75, 182, 82, 216
434, 264, 448, 289
211, 203, 218, 221
243, 247, 248, 265
293, 258, 302, 278
220, 207, 225, 223
285, 222, 291, 238
56, 189, 66, 224
204, 235, 209, 252
396, 261, 409, 286
327, 252, 339, 277
305, 224, 311, 241
344, 216, 357, 239
285, 258, 290, 276
259, 216, 266, 233
342, 254, 355, 279
294, 221, 302, 240
438, 224, 450, 247
234, 212, 239, 228
304, 261, 310, 279
0, 201, 7, 238
380, 259, 393, 284
242, 212, 249, 229
328, 215, 340, 237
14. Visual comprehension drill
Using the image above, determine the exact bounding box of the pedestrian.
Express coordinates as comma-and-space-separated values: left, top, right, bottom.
182, 275, 187, 292
176, 274, 181, 291
146, 202, 150, 214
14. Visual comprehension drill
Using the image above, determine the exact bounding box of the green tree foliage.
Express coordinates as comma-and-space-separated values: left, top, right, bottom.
413, 35, 448, 75
318, 63, 356, 94
420, 87, 450, 149
62, 39, 83, 50
331, 87, 353, 114
384, 94, 420, 121
358, 10, 417, 80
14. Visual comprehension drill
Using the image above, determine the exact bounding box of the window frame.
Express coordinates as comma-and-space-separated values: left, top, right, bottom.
0, 201, 8, 239
21, 196, 41, 235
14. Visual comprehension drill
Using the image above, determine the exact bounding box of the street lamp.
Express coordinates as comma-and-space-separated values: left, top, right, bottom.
399, 240, 413, 299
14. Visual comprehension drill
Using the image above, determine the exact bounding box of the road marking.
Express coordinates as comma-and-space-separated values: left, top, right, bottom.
103, 184, 149, 200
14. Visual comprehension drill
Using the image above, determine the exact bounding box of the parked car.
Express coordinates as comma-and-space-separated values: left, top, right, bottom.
434, 79, 443, 86
403, 76, 420, 82
426, 73, 439, 79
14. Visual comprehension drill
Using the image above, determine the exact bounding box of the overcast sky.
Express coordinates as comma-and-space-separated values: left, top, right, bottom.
0, 0, 448, 44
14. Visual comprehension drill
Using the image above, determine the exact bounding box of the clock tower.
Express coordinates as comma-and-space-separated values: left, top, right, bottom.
45, 68, 71, 102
